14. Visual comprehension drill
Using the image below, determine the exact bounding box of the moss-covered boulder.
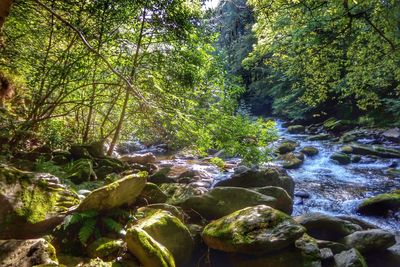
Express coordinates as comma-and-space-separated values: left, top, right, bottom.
94, 157, 128, 180
159, 183, 204, 205
340, 229, 396, 254
342, 144, 400, 158
65, 159, 97, 184
334, 248, 367, 267
135, 210, 194, 266
301, 146, 319, 156
281, 152, 304, 169
0, 166, 78, 239
126, 227, 175, 267
253, 186, 293, 214
308, 134, 332, 141
357, 192, 400, 216
180, 187, 282, 219
288, 125, 305, 134
295, 213, 362, 241
331, 153, 351, 165
138, 183, 168, 204
87, 238, 123, 260
136, 204, 186, 223
215, 166, 295, 197
202, 205, 306, 254
0, 239, 58, 266
323, 118, 356, 133
277, 141, 297, 154
77, 173, 147, 211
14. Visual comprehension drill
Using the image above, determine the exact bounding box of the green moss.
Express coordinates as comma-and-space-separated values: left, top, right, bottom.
87, 238, 123, 260
210, 157, 225, 169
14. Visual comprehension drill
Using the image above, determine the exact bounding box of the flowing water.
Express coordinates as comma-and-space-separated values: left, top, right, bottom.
275, 120, 400, 232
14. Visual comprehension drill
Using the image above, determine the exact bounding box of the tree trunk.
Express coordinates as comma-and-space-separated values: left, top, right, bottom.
0, 0, 13, 31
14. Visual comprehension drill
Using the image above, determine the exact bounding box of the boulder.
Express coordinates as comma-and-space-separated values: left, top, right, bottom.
295, 213, 362, 241
357, 192, 400, 216
277, 141, 297, 154
87, 238, 123, 260
120, 152, 156, 165
77, 173, 147, 211
128, 210, 194, 266
340, 229, 396, 253
253, 186, 293, 214
281, 152, 304, 169
202, 205, 306, 254
301, 146, 319, 156
342, 144, 400, 158
0, 166, 78, 239
308, 134, 331, 141
126, 227, 175, 267
180, 187, 282, 219
334, 248, 367, 267
215, 166, 295, 197
316, 240, 348, 254
160, 183, 205, 205
0, 239, 58, 266
331, 153, 351, 165
137, 183, 168, 204
323, 118, 356, 133
288, 125, 305, 134
382, 128, 400, 143
136, 204, 186, 222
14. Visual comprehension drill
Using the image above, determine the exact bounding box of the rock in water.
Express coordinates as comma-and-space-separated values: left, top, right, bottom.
382, 128, 400, 143
215, 166, 295, 197
120, 152, 156, 165
301, 146, 319, 156
202, 205, 305, 254
0, 239, 58, 266
77, 173, 147, 211
334, 248, 367, 267
180, 187, 282, 219
357, 192, 400, 216
295, 213, 362, 241
126, 227, 175, 267
287, 125, 305, 134
341, 229, 396, 253
331, 153, 351, 165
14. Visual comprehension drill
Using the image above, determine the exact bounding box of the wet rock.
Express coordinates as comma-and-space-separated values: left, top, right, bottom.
137, 183, 168, 204
253, 186, 293, 214
77, 173, 147, 211
215, 166, 295, 197
0, 239, 58, 266
127, 210, 194, 266
180, 187, 281, 219
340, 129, 382, 144
334, 248, 367, 267
301, 146, 319, 156
382, 128, 400, 143
0, 166, 78, 239
308, 134, 332, 141
295, 213, 362, 241
331, 153, 351, 165
126, 227, 175, 267
342, 144, 400, 158
357, 192, 400, 216
295, 191, 310, 198
202, 205, 306, 254
288, 125, 305, 134
87, 238, 123, 260
351, 155, 362, 163
320, 247, 334, 261
341, 229, 396, 253
120, 152, 156, 165
277, 140, 297, 154
281, 152, 304, 169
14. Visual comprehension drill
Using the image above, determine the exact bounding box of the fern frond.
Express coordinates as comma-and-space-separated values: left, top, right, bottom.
80, 210, 98, 218
102, 217, 123, 234
63, 213, 82, 230
79, 218, 96, 245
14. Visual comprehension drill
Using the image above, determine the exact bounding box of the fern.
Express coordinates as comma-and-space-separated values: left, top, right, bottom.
102, 217, 123, 234
79, 218, 96, 245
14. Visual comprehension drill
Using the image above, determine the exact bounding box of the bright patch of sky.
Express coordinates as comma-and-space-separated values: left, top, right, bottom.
204, 0, 220, 9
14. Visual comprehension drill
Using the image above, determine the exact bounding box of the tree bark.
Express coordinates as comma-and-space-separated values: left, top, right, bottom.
0, 0, 13, 31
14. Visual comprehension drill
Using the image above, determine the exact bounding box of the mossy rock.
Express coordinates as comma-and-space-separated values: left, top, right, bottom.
301, 146, 319, 156
126, 227, 175, 267
295, 213, 362, 241
159, 183, 203, 205
351, 155, 362, 163
0, 166, 78, 239
331, 153, 351, 165
345, 144, 400, 158
87, 238, 123, 260
138, 183, 168, 204
334, 248, 367, 267
136, 204, 186, 223
277, 141, 297, 154
287, 125, 305, 134
65, 159, 97, 184
77, 173, 147, 211
357, 192, 400, 216
323, 118, 356, 133
281, 153, 304, 169
202, 205, 306, 254
180, 187, 280, 219
308, 134, 331, 141
341, 146, 354, 154
133, 210, 194, 266
340, 229, 395, 254
253, 186, 293, 215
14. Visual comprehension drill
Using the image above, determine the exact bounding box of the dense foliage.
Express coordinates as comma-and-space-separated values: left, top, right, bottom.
0, 0, 277, 163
